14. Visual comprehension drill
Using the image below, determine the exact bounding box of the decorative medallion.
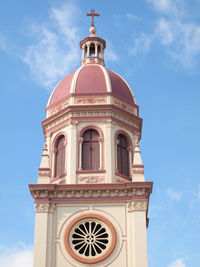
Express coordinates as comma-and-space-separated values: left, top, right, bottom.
64, 214, 116, 264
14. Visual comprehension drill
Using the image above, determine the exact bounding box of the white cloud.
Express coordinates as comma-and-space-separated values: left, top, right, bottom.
130, 0, 200, 68
0, 34, 10, 53
166, 188, 182, 200
105, 40, 119, 62
0, 243, 33, 267
146, 0, 181, 15
23, 2, 81, 90
126, 13, 141, 21
130, 33, 152, 56
156, 18, 200, 67
156, 18, 175, 45
168, 258, 186, 267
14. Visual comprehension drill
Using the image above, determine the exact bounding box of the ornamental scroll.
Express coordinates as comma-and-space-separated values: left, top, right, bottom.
78, 176, 105, 184
127, 201, 148, 212
75, 97, 107, 105
34, 203, 56, 213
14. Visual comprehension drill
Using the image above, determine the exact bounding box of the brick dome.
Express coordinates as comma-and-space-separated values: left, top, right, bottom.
47, 64, 136, 107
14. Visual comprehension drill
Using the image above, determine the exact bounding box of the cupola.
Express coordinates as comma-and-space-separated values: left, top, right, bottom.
80, 9, 106, 66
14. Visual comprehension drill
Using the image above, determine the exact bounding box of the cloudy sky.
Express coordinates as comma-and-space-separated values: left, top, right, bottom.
0, 0, 200, 266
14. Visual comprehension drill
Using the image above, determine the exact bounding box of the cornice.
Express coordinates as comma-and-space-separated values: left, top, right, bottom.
42, 104, 142, 137
46, 93, 139, 114
29, 182, 152, 204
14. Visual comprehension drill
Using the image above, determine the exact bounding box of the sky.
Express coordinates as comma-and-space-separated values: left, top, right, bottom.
0, 0, 200, 266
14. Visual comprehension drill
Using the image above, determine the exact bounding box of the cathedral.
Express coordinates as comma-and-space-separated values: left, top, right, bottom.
29, 10, 153, 267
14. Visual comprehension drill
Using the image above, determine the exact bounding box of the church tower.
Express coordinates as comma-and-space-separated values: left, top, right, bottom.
29, 10, 153, 267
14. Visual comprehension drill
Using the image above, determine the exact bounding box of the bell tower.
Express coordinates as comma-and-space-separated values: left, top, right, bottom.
29, 10, 152, 267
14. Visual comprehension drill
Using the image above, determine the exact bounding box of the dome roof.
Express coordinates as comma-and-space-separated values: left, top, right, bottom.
47, 64, 136, 107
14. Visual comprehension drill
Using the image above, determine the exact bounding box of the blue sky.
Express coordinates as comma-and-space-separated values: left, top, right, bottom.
0, 0, 200, 266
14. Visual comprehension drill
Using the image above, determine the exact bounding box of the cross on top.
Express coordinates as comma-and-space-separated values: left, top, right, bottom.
87, 9, 100, 27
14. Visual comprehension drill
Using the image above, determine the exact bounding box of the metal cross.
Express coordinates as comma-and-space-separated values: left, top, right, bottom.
87, 9, 100, 27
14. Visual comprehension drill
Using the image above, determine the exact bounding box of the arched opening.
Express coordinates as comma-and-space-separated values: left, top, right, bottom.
98, 45, 101, 58
84, 46, 87, 58
117, 134, 129, 176
90, 43, 95, 56
82, 129, 100, 170
54, 135, 65, 177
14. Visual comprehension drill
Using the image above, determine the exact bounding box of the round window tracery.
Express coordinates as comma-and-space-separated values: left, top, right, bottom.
64, 214, 116, 264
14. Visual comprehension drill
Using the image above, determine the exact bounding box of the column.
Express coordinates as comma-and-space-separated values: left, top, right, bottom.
82, 45, 85, 60
33, 203, 55, 267
87, 44, 90, 57
99, 137, 104, 170
127, 201, 148, 267
101, 45, 104, 59
67, 122, 77, 184
128, 146, 133, 178
115, 139, 120, 173
95, 42, 98, 57
78, 138, 83, 170
105, 122, 114, 182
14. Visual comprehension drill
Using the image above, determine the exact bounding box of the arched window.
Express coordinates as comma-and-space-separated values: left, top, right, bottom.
117, 134, 129, 176
55, 135, 65, 177
82, 129, 100, 170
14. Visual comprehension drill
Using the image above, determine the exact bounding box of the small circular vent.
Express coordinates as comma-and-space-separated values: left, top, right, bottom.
64, 214, 116, 264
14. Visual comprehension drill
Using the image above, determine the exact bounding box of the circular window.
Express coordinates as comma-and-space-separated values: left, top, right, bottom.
64, 214, 117, 264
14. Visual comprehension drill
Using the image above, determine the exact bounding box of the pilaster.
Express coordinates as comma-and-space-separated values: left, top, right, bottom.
127, 201, 148, 267
105, 122, 114, 182
33, 203, 55, 267
67, 122, 77, 184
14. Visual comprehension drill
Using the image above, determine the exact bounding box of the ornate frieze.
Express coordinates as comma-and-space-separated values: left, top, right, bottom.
78, 175, 105, 184
48, 99, 69, 117
34, 203, 56, 213
113, 99, 137, 116
132, 167, 144, 175
44, 109, 140, 135
75, 96, 107, 104
127, 201, 148, 212
29, 182, 152, 209
38, 168, 51, 177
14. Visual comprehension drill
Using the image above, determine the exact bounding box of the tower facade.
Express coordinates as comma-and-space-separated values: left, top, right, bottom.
29, 11, 152, 267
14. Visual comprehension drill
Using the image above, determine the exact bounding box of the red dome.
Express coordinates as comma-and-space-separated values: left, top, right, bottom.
48, 64, 135, 106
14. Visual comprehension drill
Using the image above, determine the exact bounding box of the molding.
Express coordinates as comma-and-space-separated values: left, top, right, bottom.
76, 170, 106, 174
115, 172, 132, 181
115, 129, 133, 147
46, 93, 139, 113
99, 65, 112, 92
127, 200, 148, 212
70, 65, 84, 94
42, 106, 142, 138
111, 70, 136, 104
42, 103, 142, 127
78, 175, 105, 184
51, 131, 67, 151
29, 182, 153, 219
34, 203, 56, 213
75, 96, 107, 105
38, 168, 51, 177
79, 125, 104, 139
64, 213, 116, 264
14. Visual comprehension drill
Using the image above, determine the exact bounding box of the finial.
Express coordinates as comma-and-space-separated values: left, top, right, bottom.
87, 9, 100, 35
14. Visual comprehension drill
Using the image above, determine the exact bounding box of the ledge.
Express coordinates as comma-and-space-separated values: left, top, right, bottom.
29, 181, 153, 204
76, 169, 106, 174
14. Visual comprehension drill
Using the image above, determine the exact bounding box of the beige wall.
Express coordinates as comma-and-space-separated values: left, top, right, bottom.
34, 202, 148, 267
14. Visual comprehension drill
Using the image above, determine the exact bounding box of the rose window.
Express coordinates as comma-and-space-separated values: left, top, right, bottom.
64, 214, 116, 264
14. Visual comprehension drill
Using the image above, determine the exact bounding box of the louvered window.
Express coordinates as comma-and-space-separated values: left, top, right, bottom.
55, 135, 65, 177
82, 130, 100, 170
117, 134, 129, 176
